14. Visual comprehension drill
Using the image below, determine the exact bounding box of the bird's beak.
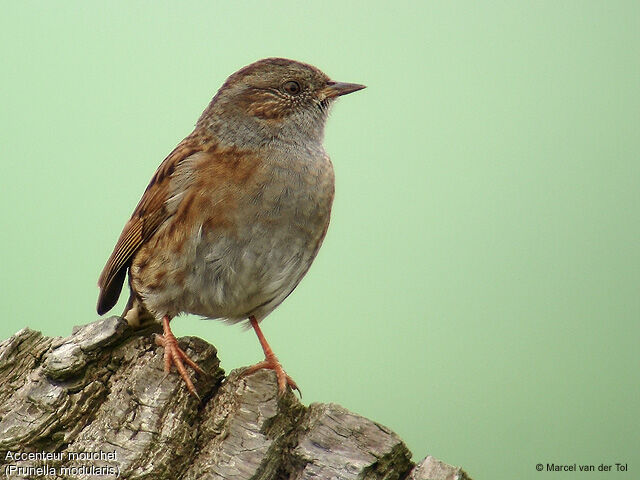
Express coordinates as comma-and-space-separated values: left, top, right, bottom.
321, 81, 366, 99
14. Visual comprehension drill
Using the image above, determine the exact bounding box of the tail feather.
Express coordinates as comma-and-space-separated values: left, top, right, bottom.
97, 266, 127, 315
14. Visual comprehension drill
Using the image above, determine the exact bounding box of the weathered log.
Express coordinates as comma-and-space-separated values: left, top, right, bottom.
0, 317, 471, 479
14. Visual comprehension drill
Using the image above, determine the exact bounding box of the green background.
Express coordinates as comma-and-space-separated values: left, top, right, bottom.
1, 1, 638, 478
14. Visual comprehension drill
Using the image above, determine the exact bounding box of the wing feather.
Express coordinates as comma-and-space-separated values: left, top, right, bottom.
96, 136, 203, 314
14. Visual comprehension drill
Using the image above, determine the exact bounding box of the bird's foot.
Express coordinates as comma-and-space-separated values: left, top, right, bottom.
244, 315, 301, 396
155, 316, 204, 398
242, 353, 300, 396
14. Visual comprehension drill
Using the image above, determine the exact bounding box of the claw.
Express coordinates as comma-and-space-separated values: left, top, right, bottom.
155, 316, 203, 398
242, 357, 299, 396
242, 316, 300, 396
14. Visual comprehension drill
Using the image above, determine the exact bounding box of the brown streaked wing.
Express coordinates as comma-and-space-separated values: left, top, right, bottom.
96, 135, 204, 315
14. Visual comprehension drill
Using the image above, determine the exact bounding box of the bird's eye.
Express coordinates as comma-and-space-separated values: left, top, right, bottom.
282, 80, 301, 95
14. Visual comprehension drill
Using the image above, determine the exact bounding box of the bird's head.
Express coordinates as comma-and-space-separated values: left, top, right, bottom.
200, 58, 365, 147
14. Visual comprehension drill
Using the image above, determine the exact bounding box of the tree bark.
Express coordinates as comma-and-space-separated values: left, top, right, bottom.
0, 317, 471, 480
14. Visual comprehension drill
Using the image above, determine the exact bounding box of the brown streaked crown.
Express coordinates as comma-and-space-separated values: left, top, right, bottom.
199, 58, 333, 122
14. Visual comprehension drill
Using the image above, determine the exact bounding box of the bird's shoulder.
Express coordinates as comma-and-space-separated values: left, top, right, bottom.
97, 131, 214, 312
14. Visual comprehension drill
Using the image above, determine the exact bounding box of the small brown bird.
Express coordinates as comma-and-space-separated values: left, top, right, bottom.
97, 58, 365, 397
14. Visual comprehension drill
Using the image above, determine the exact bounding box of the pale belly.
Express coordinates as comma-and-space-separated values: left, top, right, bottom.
182, 219, 325, 321
131, 151, 334, 322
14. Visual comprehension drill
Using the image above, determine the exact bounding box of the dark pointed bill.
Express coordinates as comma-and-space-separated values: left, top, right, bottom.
323, 81, 367, 98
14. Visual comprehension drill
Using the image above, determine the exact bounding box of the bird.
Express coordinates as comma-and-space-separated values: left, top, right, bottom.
96, 58, 365, 397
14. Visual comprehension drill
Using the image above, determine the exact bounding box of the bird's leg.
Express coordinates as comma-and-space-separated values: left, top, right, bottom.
242, 316, 300, 395
154, 315, 204, 398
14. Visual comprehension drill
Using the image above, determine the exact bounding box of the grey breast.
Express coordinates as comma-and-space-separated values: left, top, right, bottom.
187, 146, 335, 321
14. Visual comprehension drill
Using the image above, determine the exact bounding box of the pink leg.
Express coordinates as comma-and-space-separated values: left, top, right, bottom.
155, 315, 204, 398
242, 316, 299, 395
